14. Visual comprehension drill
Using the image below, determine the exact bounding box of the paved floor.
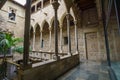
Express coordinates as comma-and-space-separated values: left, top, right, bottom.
57, 61, 110, 80
111, 62, 120, 80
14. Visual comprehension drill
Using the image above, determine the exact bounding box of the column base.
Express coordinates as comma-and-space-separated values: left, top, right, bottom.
48, 50, 52, 52
32, 49, 35, 51
68, 52, 72, 56
60, 50, 63, 53
39, 50, 42, 52
75, 51, 79, 54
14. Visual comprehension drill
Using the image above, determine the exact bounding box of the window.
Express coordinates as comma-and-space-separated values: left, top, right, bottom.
37, 2, 41, 10
8, 8, 16, 21
41, 39, 44, 48
64, 37, 68, 45
31, 5, 35, 13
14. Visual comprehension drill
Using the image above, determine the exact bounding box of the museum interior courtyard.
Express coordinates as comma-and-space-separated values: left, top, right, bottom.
0, 0, 120, 80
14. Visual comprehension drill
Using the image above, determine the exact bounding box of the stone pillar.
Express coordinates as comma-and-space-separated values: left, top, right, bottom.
52, 0, 60, 60
74, 20, 79, 54
66, 13, 72, 56
23, 0, 31, 67
32, 31, 35, 51
49, 27, 52, 52
59, 25, 63, 53
40, 30, 43, 51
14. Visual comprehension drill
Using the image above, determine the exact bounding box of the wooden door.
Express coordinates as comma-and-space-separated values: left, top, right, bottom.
85, 32, 99, 61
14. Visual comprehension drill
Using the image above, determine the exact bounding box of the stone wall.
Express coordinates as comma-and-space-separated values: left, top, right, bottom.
18, 54, 80, 80
0, 0, 25, 38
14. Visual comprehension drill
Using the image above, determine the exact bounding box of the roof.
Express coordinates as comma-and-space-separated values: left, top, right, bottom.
11, 0, 25, 8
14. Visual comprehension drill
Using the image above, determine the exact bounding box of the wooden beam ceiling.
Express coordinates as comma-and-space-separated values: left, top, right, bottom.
74, 0, 96, 11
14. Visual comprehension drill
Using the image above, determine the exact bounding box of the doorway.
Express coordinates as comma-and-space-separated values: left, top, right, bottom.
85, 32, 99, 61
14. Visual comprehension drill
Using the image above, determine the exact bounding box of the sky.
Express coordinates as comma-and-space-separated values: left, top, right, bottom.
14, 0, 26, 5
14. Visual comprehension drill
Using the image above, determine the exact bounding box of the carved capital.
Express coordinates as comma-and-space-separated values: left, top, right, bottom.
74, 20, 77, 25
49, 27, 52, 31
40, 30, 43, 33
59, 24, 63, 29
52, 1, 60, 11
66, 13, 70, 19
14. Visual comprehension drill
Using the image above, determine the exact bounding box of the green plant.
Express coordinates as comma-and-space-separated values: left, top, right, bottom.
12, 46, 24, 54
0, 32, 23, 58
0, 32, 23, 79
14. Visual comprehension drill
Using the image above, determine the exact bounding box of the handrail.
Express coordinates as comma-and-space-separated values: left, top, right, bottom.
30, 51, 67, 56
6, 60, 20, 67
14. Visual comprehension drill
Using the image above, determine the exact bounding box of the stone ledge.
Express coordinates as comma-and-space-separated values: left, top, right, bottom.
18, 54, 80, 80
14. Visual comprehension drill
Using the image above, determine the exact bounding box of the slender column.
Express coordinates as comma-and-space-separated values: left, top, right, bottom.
74, 20, 79, 53
42, 0, 43, 8
35, 5, 37, 12
23, 0, 31, 66
101, 0, 111, 66
52, 0, 60, 60
40, 30, 43, 51
59, 26, 63, 53
49, 27, 52, 52
66, 13, 72, 56
50, 0, 52, 4
32, 31, 35, 51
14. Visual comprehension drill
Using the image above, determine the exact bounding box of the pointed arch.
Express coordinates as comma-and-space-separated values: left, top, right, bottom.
60, 12, 67, 25
34, 23, 41, 32
50, 16, 55, 27
30, 26, 34, 38
70, 7, 76, 21
41, 20, 50, 31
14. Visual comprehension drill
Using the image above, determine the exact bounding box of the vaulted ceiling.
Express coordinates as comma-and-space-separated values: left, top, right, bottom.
74, 0, 96, 11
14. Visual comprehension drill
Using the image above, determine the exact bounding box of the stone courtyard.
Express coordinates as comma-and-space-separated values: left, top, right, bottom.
0, 0, 120, 80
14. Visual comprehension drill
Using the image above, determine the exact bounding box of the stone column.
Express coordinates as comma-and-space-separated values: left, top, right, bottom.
74, 20, 79, 53
49, 27, 52, 52
59, 25, 63, 53
32, 31, 35, 51
66, 13, 72, 56
40, 30, 43, 51
23, 0, 31, 66
52, 0, 60, 60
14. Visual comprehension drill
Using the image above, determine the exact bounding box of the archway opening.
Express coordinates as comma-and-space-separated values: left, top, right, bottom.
42, 21, 49, 51
30, 27, 34, 49
35, 24, 40, 51
62, 14, 75, 53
